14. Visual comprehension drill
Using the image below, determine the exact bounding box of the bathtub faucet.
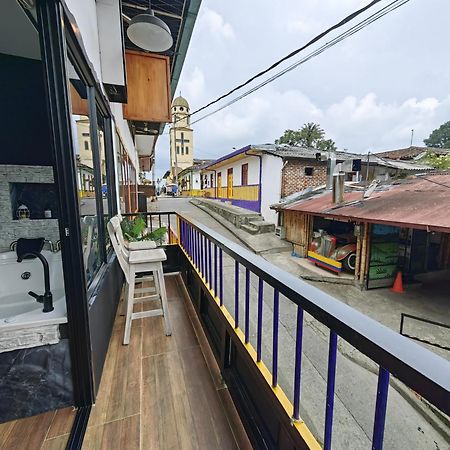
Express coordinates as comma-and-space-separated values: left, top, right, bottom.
17, 252, 54, 313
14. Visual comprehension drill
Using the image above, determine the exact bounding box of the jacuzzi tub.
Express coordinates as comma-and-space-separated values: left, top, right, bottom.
0, 251, 67, 351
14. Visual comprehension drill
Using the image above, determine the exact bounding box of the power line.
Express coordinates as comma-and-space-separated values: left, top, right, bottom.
190, 0, 385, 117
190, 0, 410, 125
163, 0, 409, 134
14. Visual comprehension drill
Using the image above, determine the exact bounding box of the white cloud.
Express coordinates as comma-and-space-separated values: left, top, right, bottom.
182, 67, 206, 105
287, 18, 322, 35
199, 8, 235, 40
190, 88, 450, 158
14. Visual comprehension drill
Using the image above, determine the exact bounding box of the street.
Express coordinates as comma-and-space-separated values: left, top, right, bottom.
153, 196, 449, 450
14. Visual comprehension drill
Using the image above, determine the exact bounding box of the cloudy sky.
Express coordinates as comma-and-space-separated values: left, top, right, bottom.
154, 0, 450, 178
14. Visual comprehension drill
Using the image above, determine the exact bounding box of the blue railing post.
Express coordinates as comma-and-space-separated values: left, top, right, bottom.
194, 229, 198, 268
245, 268, 250, 344
214, 244, 218, 296
324, 331, 338, 450
200, 234, 204, 277
272, 289, 280, 388
372, 367, 390, 450
203, 235, 207, 280
257, 278, 264, 362
234, 261, 239, 328
219, 248, 223, 306
293, 306, 304, 421
208, 239, 212, 288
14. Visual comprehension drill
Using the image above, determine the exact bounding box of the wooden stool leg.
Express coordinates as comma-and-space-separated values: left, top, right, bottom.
121, 282, 129, 316
157, 266, 172, 336
123, 265, 136, 345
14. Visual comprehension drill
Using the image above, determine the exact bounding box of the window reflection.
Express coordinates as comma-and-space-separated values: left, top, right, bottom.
97, 114, 110, 250
116, 133, 138, 213
66, 60, 102, 285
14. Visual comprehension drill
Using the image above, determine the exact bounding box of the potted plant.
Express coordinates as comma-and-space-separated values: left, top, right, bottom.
120, 215, 167, 246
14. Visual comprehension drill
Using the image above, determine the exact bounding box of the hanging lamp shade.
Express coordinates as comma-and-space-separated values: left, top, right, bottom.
127, 6, 173, 53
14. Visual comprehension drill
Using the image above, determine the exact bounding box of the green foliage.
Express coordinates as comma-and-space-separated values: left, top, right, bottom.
418, 150, 450, 169
275, 122, 336, 150
120, 215, 167, 244
424, 121, 450, 148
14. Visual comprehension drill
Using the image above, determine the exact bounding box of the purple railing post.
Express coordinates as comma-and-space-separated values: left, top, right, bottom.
272, 289, 280, 388
208, 240, 212, 288
203, 235, 207, 280
292, 306, 304, 420
324, 331, 338, 450
188, 225, 192, 258
200, 234, 204, 277
372, 367, 390, 450
244, 268, 250, 344
234, 261, 239, 328
219, 248, 223, 306
214, 244, 218, 296
257, 278, 263, 362
196, 229, 199, 269
193, 229, 197, 267
205, 236, 209, 285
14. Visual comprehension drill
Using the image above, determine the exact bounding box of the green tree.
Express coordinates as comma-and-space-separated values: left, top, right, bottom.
275, 122, 336, 150
424, 121, 450, 148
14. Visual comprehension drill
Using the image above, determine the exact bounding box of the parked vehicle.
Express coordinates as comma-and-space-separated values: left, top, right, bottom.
309, 229, 357, 272
166, 183, 178, 197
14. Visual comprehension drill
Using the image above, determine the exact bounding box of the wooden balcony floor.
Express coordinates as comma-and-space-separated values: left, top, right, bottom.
83, 274, 251, 450
0, 406, 75, 450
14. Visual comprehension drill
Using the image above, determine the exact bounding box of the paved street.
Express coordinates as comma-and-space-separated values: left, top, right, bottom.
153, 197, 449, 450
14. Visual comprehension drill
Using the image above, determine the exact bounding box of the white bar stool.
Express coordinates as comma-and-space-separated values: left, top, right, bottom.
107, 217, 172, 345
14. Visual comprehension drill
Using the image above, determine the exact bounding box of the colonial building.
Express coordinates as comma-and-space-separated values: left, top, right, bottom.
169, 95, 194, 181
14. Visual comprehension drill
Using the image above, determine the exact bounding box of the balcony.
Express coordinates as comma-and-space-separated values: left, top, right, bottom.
98, 211, 447, 449
82, 274, 250, 449
1, 211, 448, 449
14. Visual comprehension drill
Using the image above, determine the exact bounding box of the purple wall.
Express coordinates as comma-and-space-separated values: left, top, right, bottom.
217, 197, 260, 213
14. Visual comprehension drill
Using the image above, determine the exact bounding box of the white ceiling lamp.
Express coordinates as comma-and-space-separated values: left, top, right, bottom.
126, 1, 173, 52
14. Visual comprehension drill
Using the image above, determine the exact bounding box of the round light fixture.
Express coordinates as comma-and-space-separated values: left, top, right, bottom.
127, 3, 173, 53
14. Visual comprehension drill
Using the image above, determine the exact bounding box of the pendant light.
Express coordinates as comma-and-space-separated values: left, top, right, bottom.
127, 0, 173, 52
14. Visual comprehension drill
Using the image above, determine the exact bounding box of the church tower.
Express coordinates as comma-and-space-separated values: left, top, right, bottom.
169, 95, 194, 181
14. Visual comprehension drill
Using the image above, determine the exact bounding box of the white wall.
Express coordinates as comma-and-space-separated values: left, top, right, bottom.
260, 154, 282, 224
215, 156, 260, 187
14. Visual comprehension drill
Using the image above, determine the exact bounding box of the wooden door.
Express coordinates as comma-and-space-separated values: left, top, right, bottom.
227, 168, 233, 198
217, 172, 222, 198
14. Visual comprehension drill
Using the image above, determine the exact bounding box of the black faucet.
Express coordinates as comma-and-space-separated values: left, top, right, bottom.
17, 251, 54, 313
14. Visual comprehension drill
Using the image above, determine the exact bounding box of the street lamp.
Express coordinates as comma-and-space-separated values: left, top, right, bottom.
127, 1, 173, 52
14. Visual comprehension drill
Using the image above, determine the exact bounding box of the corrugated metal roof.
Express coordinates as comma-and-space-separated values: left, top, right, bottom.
285, 175, 450, 232
249, 144, 360, 161
375, 146, 450, 160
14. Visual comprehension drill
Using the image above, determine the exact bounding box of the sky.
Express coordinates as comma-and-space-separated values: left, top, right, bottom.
154, 0, 450, 179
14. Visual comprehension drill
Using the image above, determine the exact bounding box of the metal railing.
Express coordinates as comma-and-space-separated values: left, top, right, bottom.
123, 211, 450, 449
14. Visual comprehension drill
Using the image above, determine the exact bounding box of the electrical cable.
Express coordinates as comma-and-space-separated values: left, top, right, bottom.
190, 0, 385, 117
190, 0, 410, 125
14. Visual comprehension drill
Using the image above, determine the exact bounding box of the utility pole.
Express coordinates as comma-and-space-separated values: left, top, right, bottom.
410, 129, 414, 147
362, 151, 370, 200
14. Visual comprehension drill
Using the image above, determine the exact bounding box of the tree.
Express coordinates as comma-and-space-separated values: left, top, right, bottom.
275, 122, 336, 150
424, 121, 450, 148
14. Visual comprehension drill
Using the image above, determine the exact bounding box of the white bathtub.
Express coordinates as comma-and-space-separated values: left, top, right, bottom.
0, 251, 67, 338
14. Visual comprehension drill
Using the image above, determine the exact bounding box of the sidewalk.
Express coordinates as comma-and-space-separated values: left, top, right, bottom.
190, 199, 292, 255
